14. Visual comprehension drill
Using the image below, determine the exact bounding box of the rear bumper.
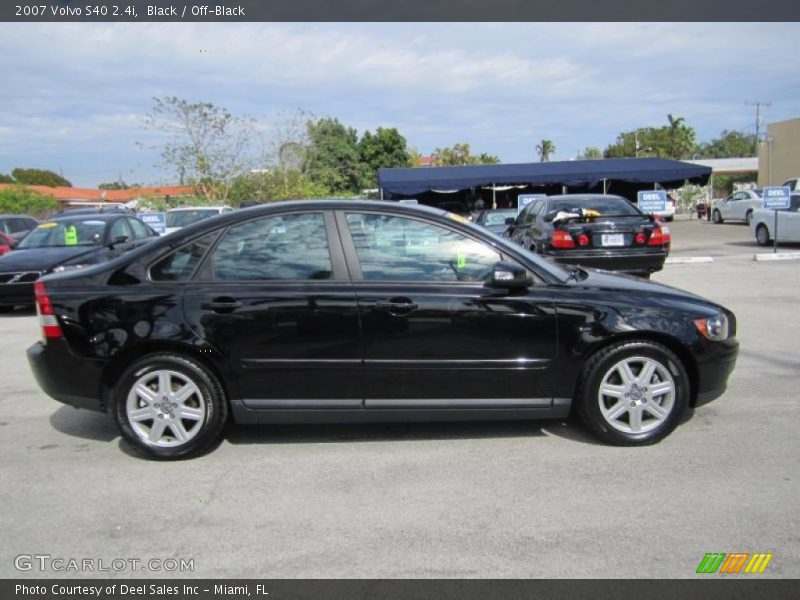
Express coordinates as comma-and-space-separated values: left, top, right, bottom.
545, 249, 667, 274
27, 341, 106, 412
693, 337, 739, 407
0, 281, 35, 307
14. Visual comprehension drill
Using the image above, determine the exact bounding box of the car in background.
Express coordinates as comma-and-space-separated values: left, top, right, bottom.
165, 206, 234, 235
474, 208, 517, 235
0, 213, 159, 311
506, 194, 670, 277
711, 189, 763, 225
751, 193, 800, 246
0, 214, 38, 243
26, 199, 737, 458
781, 177, 799, 192
0, 232, 15, 255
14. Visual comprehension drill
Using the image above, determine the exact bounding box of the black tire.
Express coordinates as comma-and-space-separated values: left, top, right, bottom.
756, 224, 771, 247
575, 340, 689, 446
0, 305, 13, 314
745, 211, 753, 226
712, 210, 723, 224
665, 216, 674, 222
111, 353, 228, 459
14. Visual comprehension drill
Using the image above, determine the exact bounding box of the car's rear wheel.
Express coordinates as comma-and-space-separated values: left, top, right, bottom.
576, 340, 689, 445
712, 210, 723, 224
112, 354, 228, 459
745, 210, 754, 226
756, 224, 771, 246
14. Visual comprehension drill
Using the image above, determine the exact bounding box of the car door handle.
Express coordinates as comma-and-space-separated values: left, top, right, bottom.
201, 298, 242, 313
375, 299, 418, 314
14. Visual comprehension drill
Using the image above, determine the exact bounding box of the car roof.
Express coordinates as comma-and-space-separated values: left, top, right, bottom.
40, 213, 123, 224
0, 214, 37, 220
543, 194, 628, 202
167, 205, 231, 212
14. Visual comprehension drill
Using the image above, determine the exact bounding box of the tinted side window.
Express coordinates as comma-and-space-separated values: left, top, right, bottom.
346, 213, 500, 282
128, 218, 153, 239
211, 213, 332, 281
109, 218, 132, 241
150, 233, 218, 282
9, 219, 33, 233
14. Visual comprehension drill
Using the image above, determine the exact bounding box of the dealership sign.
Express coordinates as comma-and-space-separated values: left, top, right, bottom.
517, 194, 545, 215
138, 212, 166, 234
637, 190, 667, 214
762, 186, 791, 210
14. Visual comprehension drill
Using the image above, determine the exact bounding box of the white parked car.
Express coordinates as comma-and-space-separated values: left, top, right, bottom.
164, 206, 234, 235
711, 189, 763, 225
751, 193, 800, 246
781, 177, 799, 192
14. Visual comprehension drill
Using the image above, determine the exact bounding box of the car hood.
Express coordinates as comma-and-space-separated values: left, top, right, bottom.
0, 246, 100, 272
568, 267, 710, 304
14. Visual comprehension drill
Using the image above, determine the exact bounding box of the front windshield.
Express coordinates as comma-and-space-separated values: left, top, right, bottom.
483, 210, 517, 226
166, 209, 221, 228
17, 220, 107, 249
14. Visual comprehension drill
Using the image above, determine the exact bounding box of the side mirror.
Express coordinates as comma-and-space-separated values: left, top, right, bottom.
489, 261, 532, 290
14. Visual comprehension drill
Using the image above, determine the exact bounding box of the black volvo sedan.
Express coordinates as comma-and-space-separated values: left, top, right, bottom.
506, 194, 670, 276
27, 200, 738, 458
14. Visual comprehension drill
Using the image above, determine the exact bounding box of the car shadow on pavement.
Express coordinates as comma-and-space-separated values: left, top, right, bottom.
224, 417, 605, 447
49, 405, 118, 443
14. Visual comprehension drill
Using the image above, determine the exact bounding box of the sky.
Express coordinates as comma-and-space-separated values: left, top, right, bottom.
1, 22, 799, 188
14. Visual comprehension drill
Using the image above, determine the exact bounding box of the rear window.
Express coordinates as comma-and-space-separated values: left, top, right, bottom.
150, 233, 218, 281
166, 209, 223, 228
546, 197, 640, 218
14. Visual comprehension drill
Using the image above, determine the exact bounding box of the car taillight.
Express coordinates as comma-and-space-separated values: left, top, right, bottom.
552, 230, 576, 249
635, 232, 646, 245
577, 234, 590, 247
34, 281, 63, 341
648, 226, 669, 247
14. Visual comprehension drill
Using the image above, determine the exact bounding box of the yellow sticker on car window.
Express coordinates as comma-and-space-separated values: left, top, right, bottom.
38, 222, 57, 229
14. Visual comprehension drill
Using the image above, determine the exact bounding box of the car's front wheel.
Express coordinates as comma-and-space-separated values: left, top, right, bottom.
712, 209, 723, 224
576, 340, 689, 445
112, 353, 228, 459
756, 224, 771, 247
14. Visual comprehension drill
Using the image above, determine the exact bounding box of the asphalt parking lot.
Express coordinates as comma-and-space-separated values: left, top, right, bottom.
1, 217, 798, 579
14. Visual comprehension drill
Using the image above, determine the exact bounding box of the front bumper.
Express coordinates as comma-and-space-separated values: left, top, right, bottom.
545, 249, 667, 274
693, 337, 739, 407
27, 341, 106, 412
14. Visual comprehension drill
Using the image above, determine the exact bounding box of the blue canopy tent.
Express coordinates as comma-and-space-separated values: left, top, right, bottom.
378, 157, 712, 209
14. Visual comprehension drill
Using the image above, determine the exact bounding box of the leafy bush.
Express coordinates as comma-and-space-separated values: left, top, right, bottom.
0, 185, 60, 217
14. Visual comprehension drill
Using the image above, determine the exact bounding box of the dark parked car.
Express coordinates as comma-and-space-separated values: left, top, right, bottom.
506, 194, 670, 277
474, 208, 517, 235
0, 214, 38, 243
0, 213, 159, 311
27, 200, 738, 458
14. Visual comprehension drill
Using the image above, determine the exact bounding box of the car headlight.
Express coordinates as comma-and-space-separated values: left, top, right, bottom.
694, 313, 730, 342
50, 264, 91, 274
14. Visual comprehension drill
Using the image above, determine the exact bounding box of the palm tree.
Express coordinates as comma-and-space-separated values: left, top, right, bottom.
667, 114, 685, 159
536, 139, 556, 162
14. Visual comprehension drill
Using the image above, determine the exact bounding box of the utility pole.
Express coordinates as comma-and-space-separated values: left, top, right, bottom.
745, 100, 772, 153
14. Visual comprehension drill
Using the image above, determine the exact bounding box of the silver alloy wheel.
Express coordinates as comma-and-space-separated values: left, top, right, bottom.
756, 225, 770, 246
597, 355, 675, 434
125, 369, 206, 448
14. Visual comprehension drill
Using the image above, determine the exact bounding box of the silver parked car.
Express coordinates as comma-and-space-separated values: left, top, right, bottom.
711, 189, 763, 225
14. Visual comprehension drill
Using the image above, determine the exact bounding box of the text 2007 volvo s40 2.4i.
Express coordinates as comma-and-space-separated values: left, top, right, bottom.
27, 200, 739, 458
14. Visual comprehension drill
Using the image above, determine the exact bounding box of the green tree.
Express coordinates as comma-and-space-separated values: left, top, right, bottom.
581, 147, 603, 159
0, 184, 59, 217
98, 181, 138, 190
536, 139, 556, 162
695, 130, 757, 158
305, 117, 366, 193
144, 96, 256, 203
604, 117, 696, 160
432, 143, 500, 166
358, 127, 410, 187
0, 173, 14, 184
229, 169, 330, 204
10, 168, 71, 187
